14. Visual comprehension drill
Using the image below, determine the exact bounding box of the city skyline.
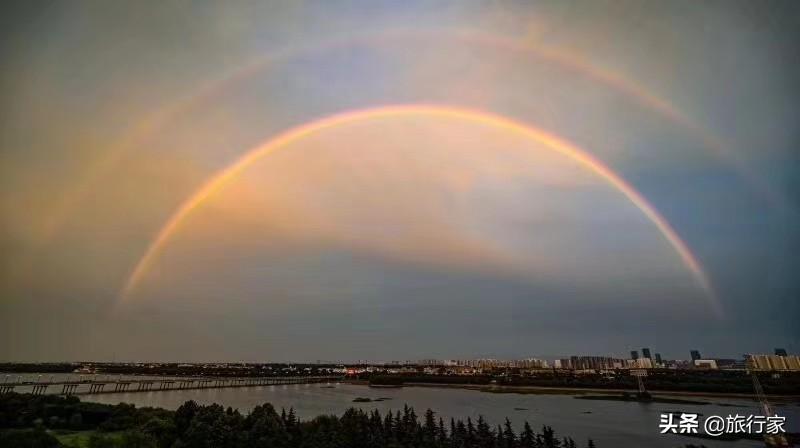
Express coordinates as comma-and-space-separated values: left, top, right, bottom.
2, 344, 795, 366
2, 1, 799, 362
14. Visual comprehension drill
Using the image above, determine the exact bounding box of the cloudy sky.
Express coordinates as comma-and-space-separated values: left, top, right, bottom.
1, 1, 798, 362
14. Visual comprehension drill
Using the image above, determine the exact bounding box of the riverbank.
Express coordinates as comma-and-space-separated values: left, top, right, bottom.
349, 380, 800, 402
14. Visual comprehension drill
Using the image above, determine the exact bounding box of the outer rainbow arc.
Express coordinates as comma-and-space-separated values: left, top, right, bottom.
34, 27, 761, 287
119, 104, 721, 316
41, 27, 753, 252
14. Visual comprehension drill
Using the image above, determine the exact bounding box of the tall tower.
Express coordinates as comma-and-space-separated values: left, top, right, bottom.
690, 350, 701, 361
642, 348, 652, 360
630, 350, 639, 360
775, 348, 787, 356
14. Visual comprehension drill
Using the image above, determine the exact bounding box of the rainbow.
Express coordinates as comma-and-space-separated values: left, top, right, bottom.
119, 104, 720, 315
36, 27, 761, 260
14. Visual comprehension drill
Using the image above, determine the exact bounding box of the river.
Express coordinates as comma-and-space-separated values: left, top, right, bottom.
4, 374, 798, 448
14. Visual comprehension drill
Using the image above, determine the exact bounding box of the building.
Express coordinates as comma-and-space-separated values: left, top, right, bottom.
630, 350, 639, 360
690, 350, 702, 361
693, 359, 718, 370
448, 358, 552, 370
642, 348, 652, 360
654, 353, 663, 365
746, 354, 800, 371
715, 358, 746, 370
418, 359, 443, 367
767, 355, 787, 370
516, 358, 549, 369
670, 360, 693, 370
747, 354, 770, 370
635, 357, 653, 369
570, 356, 620, 370
569, 356, 617, 371
775, 348, 788, 356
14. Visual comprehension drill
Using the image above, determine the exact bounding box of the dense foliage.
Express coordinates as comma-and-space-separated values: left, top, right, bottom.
0, 393, 602, 448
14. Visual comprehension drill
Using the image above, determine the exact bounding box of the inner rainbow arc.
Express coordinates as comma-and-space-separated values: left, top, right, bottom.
119, 104, 720, 316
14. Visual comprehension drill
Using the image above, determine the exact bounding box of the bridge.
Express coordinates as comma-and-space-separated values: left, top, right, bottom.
0, 375, 342, 396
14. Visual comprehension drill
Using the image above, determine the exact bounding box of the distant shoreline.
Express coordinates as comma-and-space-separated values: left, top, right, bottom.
346, 380, 800, 402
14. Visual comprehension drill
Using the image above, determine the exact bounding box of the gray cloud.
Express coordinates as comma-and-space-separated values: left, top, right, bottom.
1, 0, 798, 362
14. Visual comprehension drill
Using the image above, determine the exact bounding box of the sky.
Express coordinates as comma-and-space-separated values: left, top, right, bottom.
1, 0, 798, 363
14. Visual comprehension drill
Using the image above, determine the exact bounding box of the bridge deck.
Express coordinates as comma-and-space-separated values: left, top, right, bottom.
0, 376, 342, 396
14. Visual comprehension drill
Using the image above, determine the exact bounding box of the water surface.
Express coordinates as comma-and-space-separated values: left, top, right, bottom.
5, 374, 797, 447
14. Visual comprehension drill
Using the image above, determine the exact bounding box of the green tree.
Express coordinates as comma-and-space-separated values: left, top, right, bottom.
502, 418, 517, 448
541, 426, 560, 448
519, 421, 535, 448
422, 409, 437, 447
466, 417, 477, 447
174, 400, 199, 435
0, 428, 63, 448
68, 412, 83, 429
476, 416, 494, 447
119, 431, 157, 448
87, 433, 117, 448
140, 417, 176, 448
437, 417, 447, 445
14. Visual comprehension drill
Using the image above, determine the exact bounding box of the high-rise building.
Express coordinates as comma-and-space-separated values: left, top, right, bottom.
630, 350, 639, 360
655, 353, 663, 365
642, 348, 652, 359
690, 350, 701, 361
775, 348, 788, 356
569, 356, 617, 371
